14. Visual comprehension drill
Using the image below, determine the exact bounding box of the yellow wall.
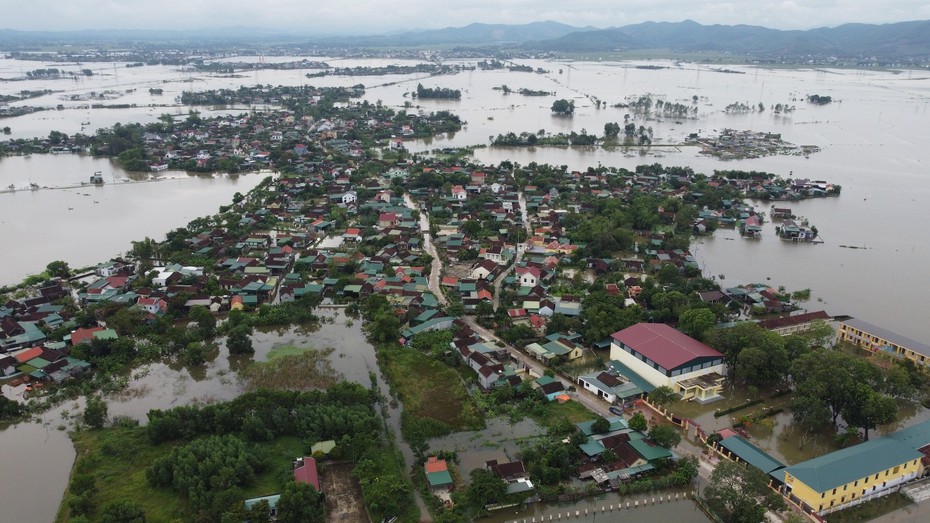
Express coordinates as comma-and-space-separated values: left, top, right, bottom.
837, 324, 929, 365
785, 458, 922, 513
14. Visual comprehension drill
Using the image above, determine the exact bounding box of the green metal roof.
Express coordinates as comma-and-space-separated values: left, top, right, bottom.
629, 438, 674, 462
426, 470, 453, 487
781, 437, 922, 493
576, 417, 628, 436
887, 419, 930, 451
719, 435, 785, 475
580, 438, 606, 457
607, 360, 656, 394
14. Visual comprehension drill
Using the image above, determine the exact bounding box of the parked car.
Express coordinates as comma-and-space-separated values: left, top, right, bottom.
609, 406, 623, 416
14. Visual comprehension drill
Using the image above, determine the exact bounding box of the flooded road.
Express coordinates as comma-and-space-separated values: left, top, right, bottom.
480, 493, 709, 523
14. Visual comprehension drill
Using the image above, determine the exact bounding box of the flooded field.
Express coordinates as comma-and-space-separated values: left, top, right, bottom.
428, 418, 544, 478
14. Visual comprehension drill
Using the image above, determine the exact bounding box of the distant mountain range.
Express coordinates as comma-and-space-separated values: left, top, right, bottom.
1, 19, 929, 61
324, 21, 591, 47
523, 19, 930, 60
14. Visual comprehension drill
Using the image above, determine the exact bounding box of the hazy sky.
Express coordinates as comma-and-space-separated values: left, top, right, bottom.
1, 0, 929, 33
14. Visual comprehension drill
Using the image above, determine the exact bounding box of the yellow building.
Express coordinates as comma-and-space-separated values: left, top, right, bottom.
779, 437, 923, 515
836, 318, 930, 366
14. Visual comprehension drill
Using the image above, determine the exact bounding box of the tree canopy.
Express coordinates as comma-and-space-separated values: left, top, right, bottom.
704, 460, 786, 523
551, 99, 575, 115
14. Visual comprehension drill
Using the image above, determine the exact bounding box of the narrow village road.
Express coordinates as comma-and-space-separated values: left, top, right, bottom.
404, 194, 447, 306
490, 188, 531, 310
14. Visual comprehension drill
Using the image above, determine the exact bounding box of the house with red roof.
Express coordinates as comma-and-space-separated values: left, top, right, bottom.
515, 267, 541, 287
69, 327, 105, 346
609, 323, 726, 402
13, 346, 44, 364
424, 456, 453, 493
136, 297, 168, 316
378, 212, 398, 228
293, 457, 321, 492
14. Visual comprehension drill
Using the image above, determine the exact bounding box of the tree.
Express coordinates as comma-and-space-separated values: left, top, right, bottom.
678, 308, 716, 340
590, 416, 611, 434
843, 384, 898, 440
466, 469, 507, 508
604, 122, 621, 138
648, 386, 679, 407
83, 397, 108, 429
790, 350, 884, 429
226, 325, 254, 355
0, 396, 25, 420
189, 306, 216, 340
629, 411, 648, 432
551, 99, 575, 115
184, 342, 206, 366
46, 260, 71, 278
277, 481, 325, 523
648, 424, 682, 449
100, 500, 147, 523
704, 460, 786, 523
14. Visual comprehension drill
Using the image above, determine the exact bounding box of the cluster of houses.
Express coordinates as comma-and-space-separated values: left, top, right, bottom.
576, 416, 675, 486
0, 282, 99, 385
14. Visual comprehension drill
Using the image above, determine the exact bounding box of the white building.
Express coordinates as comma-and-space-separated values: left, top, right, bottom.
609, 323, 727, 402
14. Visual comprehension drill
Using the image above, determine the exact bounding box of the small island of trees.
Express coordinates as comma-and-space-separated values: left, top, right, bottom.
551, 99, 575, 115
807, 94, 833, 105
413, 83, 461, 100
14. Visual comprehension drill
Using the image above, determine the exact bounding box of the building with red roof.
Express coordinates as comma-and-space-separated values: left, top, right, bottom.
293, 457, 321, 492
13, 346, 44, 364
609, 323, 726, 402
69, 327, 104, 346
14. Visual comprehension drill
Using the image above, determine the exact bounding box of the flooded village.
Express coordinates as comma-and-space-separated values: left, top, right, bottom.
2, 40, 930, 523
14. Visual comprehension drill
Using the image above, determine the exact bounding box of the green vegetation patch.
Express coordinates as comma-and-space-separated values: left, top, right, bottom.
530, 400, 594, 428
379, 345, 483, 431
242, 348, 340, 391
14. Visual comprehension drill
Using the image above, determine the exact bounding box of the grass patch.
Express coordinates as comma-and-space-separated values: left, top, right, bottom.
825, 492, 912, 523
266, 343, 314, 360
57, 427, 186, 522
379, 345, 483, 431
241, 347, 341, 391
530, 400, 595, 428
56, 426, 308, 522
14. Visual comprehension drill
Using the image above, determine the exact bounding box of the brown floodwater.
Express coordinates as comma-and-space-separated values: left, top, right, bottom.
3, 55, 930, 521
479, 494, 710, 523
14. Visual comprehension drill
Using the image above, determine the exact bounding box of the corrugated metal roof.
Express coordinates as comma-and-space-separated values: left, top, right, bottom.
841, 318, 930, 357
611, 323, 723, 371
782, 437, 922, 493
719, 436, 785, 475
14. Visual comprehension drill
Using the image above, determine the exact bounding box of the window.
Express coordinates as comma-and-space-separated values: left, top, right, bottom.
893, 466, 900, 475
